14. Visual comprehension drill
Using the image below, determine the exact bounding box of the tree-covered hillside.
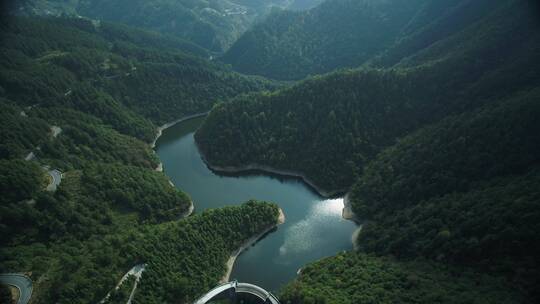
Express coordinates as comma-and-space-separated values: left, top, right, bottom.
280, 252, 526, 304
0, 16, 276, 130
221, 0, 518, 80
197, 0, 540, 192
0, 15, 282, 303
350, 88, 540, 298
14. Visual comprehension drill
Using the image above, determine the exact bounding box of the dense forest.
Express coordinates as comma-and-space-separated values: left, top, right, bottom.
0, 16, 278, 129
347, 90, 540, 299
197, 0, 540, 193
280, 252, 525, 304
0, 14, 281, 304
196, 0, 540, 302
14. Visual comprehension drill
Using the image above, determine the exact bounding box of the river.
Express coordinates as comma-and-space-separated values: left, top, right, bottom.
155, 116, 357, 292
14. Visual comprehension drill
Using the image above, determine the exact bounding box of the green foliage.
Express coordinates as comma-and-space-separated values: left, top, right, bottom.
0, 16, 277, 135
280, 252, 525, 304
134, 201, 280, 303
34, 107, 158, 170
82, 163, 191, 222
357, 171, 540, 295
351, 89, 540, 217
368, 0, 507, 67
0, 159, 44, 205
103, 50, 277, 125
348, 89, 540, 299
196, 70, 415, 193
0, 100, 49, 159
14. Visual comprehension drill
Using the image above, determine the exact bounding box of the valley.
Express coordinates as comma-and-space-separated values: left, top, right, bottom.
1, 0, 539, 303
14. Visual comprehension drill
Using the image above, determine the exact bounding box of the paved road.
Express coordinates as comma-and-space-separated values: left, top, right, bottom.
193, 281, 280, 304
46, 169, 62, 192
0, 274, 32, 304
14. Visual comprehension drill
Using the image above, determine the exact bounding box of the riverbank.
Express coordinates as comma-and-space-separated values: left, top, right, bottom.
195, 138, 361, 223
167, 180, 195, 219
151, 112, 210, 149
341, 193, 359, 222
195, 144, 345, 198
221, 209, 286, 283
342, 193, 362, 249
151, 112, 209, 172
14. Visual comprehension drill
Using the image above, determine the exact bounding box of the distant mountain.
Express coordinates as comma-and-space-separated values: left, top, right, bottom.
8, 0, 324, 53
220, 0, 510, 79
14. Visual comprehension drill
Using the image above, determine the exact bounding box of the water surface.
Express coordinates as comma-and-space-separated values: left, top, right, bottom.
155, 116, 357, 292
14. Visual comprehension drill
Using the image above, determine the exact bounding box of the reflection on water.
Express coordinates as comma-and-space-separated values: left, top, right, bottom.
155, 116, 357, 292
279, 198, 344, 258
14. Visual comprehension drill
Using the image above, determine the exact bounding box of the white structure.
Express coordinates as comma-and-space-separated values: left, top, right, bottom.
193, 281, 280, 304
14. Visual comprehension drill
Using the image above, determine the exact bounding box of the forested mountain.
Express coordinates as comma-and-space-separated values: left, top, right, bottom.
0, 16, 276, 130
2, 0, 540, 303
221, 0, 515, 79
0, 15, 282, 303
196, 0, 540, 301
197, 0, 540, 192
8, 0, 323, 53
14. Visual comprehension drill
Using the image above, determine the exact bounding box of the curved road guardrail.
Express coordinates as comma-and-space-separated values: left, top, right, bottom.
0, 274, 33, 304
193, 281, 279, 304
46, 169, 62, 192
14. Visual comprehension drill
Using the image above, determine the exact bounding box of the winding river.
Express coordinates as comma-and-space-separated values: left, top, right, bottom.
155, 116, 357, 292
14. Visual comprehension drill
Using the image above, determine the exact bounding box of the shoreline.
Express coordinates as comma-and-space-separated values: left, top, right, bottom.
194, 135, 361, 223
150, 112, 209, 149
195, 141, 346, 198
151, 112, 209, 172
341, 193, 359, 223
220, 209, 286, 283
197, 144, 360, 222
168, 179, 195, 219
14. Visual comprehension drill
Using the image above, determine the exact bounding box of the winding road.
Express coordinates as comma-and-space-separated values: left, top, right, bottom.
0, 274, 32, 304
46, 169, 62, 192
